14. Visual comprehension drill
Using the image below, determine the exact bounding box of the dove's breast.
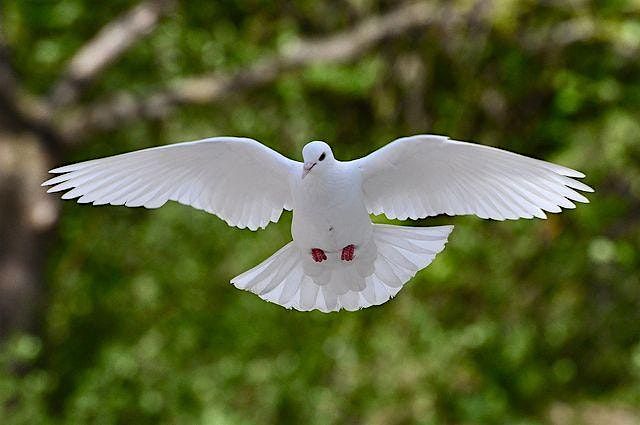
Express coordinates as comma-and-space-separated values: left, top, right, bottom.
291, 164, 372, 252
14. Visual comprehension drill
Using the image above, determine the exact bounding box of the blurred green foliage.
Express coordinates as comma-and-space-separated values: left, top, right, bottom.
1, 0, 640, 423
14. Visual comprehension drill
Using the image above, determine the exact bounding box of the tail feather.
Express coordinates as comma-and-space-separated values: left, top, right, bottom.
230, 224, 454, 312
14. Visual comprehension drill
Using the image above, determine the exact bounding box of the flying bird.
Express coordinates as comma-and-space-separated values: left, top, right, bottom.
43, 135, 593, 312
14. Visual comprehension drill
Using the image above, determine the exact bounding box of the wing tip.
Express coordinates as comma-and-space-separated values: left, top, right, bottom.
42, 174, 66, 186
561, 169, 585, 178
61, 192, 79, 200
49, 165, 77, 174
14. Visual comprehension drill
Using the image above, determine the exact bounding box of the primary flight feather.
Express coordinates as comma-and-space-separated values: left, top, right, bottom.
44, 135, 593, 312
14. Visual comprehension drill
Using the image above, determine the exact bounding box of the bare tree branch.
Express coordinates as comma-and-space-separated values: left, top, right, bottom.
0, 38, 62, 152
59, 1, 452, 140
49, 0, 175, 107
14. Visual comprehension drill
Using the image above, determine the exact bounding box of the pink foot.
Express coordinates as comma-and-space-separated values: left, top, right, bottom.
341, 244, 355, 261
311, 248, 327, 263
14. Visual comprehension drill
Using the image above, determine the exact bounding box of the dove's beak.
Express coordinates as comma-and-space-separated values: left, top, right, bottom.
302, 162, 316, 179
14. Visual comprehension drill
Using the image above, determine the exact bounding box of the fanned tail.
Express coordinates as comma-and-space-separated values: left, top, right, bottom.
231, 224, 454, 312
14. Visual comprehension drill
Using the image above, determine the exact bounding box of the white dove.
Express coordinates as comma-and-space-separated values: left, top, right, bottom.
43, 135, 592, 312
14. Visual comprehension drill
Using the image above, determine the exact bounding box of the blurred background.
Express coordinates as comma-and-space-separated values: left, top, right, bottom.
1, 0, 639, 423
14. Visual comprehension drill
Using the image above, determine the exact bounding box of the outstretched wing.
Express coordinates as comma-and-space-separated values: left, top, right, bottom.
351, 135, 593, 221
43, 137, 299, 230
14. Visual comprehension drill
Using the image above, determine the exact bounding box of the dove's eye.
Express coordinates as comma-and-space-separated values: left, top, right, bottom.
319, 153, 326, 161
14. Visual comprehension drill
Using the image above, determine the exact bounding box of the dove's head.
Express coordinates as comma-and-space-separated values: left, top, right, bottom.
301, 141, 334, 179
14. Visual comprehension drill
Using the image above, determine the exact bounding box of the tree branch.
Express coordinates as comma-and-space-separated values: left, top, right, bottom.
59, 1, 449, 140
49, 0, 175, 107
0, 39, 62, 152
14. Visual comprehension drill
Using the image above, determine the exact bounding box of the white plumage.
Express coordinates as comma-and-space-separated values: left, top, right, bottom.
43, 135, 593, 312
46, 138, 294, 230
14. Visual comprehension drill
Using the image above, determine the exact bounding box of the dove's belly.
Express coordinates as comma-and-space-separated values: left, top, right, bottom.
291, 168, 372, 252
292, 201, 372, 251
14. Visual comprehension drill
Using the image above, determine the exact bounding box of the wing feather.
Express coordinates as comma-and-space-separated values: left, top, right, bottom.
352, 135, 592, 221
44, 137, 299, 230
